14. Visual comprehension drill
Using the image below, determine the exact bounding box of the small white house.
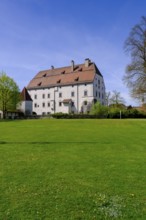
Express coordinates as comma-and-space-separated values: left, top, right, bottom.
18, 87, 33, 115
27, 59, 106, 115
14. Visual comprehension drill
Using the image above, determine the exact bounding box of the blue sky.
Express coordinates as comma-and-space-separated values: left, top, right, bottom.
0, 0, 146, 105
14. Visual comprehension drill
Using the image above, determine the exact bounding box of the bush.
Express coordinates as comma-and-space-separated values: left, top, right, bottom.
52, 113, 101, 119
125, 109, 146, 118
108, 108, 146, 119
90, 102, 108, 118
108, 107, 122, 119
51, 108, 146, 119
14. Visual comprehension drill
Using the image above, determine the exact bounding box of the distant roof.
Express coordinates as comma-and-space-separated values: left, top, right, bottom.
21, 87, 32, 101
27, 60, 103, 89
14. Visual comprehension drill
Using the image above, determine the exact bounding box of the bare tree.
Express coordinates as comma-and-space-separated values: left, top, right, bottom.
110, 90, 125, 106
123, 16, 146, 101
105, 91, 111, 106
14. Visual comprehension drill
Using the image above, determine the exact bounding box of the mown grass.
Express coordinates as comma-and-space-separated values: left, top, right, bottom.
0, 119, 146, 219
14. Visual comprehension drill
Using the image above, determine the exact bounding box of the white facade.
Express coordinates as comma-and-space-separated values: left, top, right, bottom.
27, 59, 106, 115
28, 75, 105, 115
19, 100, 32, 115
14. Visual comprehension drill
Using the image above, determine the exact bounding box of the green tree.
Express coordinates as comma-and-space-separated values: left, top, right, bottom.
123, 16, 146, 101
0, 72, 20, 119
90, 102, 108, 118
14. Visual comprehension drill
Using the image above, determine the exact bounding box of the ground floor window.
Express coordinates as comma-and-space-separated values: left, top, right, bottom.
84, 101, 87, 105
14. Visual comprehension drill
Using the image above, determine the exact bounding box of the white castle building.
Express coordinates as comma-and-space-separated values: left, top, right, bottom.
27, 59, 106, 115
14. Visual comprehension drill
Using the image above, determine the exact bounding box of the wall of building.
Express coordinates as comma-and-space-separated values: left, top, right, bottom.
93, 74, 106, 105
28, 83, 95, 115
19, 101, 32, 115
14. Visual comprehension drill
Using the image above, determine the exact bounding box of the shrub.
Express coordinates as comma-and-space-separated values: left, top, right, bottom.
108, 107, 121, 119
90, 102, 108, 118
52, 113, 100, 119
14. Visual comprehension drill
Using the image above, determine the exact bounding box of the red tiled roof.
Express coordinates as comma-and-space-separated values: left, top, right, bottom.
27, 61, 103, 89
21, 87, 32, 101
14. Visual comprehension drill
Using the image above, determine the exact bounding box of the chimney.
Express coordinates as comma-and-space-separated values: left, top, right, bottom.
71, 60, 75, 71
51, 65, 54, 69
85, 58, 90, 67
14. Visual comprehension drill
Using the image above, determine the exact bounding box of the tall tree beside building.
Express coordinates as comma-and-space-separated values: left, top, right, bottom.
123, 16, 146, 101
0, 72, 20, 119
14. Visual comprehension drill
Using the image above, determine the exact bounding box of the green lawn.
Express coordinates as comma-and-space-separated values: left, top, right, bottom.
0, 119, 146, 219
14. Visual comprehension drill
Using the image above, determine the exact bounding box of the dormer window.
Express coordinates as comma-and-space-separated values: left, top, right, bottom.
74, 77, 79, 82
61, 70, 65, 74
38, 82, 42, 86
43, 73, 47, 77
57, 79, 61, 83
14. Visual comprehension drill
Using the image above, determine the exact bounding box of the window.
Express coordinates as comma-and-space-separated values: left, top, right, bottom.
34, 103, 37, 108
59, 92, 62, 98
48, 93, 50, 98
34, 94, 37, 99
99, 92, 101, 98
42, 94, 45, 99
48, 102, 50, 107
96, 91, 98, 97
98, 80, 100, 88
71, 101, 74, 107
84, 101, 87, 105
84, 90, 88, 96
71, 91, 74, 97
59, 102, 62, 106
42, 103, 45, 107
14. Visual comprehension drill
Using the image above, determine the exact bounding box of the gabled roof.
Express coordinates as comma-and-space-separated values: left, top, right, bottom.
27, 60, 103, 89
21, 87, 32, 101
